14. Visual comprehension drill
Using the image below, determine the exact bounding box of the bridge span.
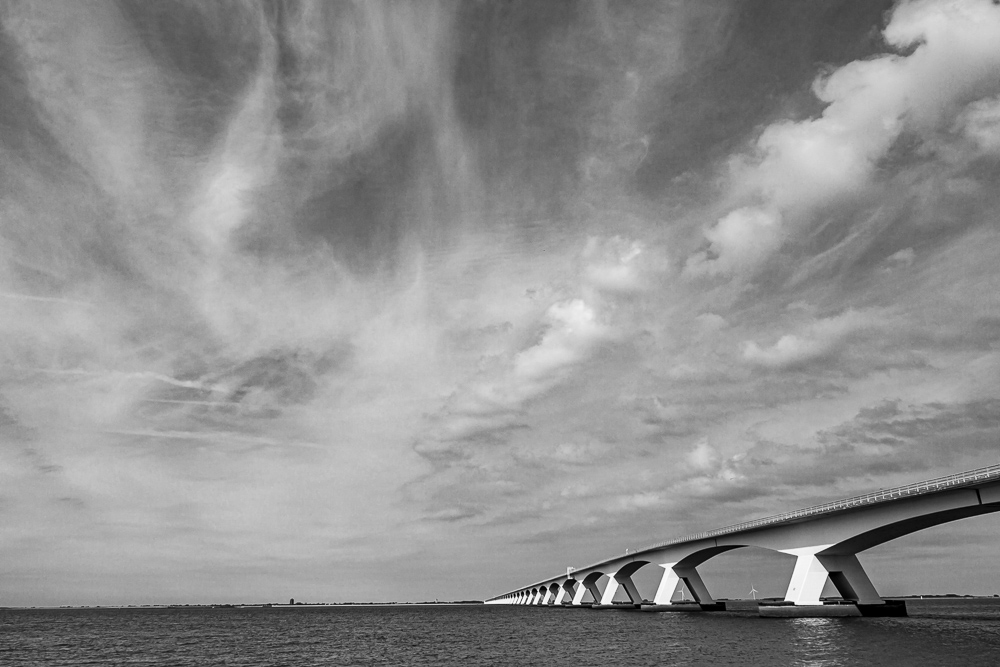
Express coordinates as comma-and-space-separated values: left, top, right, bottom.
484, 463, 1000, 617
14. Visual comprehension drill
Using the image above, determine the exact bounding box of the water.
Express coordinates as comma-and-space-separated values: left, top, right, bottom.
3, 599, 999, 666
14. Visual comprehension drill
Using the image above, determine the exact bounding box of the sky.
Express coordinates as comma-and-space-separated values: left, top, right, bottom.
1, 0, 1000, 607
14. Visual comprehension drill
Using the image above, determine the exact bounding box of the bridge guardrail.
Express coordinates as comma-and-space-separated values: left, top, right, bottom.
634, 463, 1000, 557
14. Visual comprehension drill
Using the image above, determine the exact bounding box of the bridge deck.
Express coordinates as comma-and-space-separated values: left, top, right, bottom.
506, 463, 1000, 596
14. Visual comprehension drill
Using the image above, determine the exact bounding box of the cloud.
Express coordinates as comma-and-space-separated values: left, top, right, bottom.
683, 207, 782, 278
741, 309, 878, 370
581, 235, 654, 293
413, 297, 609, 463
957, 94, 1000, 155
686, 438, 722, 474
685, 0, 1000, 278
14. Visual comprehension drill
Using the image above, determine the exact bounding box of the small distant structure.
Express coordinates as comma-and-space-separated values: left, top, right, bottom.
748, 584, 759, 601
289, 598, 294, 605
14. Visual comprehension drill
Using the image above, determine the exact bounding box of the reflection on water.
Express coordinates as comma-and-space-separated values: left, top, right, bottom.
788, 617, 847, 667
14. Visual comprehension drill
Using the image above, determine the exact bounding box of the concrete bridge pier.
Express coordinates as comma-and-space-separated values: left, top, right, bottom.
568, 572, 604, 606
557, 579, 576, 605
762, 545, 905, 617
570, 579, 590, 606
594, 567, 644, 608
645, 562, 725, 611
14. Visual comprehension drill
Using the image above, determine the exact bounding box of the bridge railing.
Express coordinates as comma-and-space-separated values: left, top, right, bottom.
636, 463, 1000, 553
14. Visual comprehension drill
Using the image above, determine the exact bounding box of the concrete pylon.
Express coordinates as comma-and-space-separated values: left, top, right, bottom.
600, 569, 644, 605
654, 562, 715, 604
819, 554, 883, 605
674, 564, 715, 604
571, 582, 589, 605
562, 580, 578, 605
653, 562, 683, 604
780, 544, 833, 605
582, 574, 604, 605
541, 587, 553, 605
781, 545, 884, 605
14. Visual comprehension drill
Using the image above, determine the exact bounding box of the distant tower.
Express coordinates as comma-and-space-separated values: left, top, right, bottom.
289, 598, 294, 605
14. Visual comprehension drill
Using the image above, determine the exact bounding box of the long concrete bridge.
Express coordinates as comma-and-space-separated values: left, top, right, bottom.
484, 463, 1000, 617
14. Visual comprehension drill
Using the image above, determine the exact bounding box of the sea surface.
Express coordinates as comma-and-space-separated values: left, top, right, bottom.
3, 598, 999, 666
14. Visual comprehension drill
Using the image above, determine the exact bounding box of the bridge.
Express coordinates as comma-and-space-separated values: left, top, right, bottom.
484, 463, 1000, 617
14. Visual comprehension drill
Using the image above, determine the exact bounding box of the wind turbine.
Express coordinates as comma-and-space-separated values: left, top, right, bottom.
748, 584, 759, 601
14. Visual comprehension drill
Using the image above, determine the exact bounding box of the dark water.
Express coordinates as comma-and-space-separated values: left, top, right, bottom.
3, 599, 1000, 666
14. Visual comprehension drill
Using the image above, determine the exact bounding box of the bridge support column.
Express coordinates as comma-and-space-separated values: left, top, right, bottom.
653, 563, 683, 604
582, 576, 603, 605
650, 562, 719, 609
781, 545, 834, 605
559, 579, 576, 604
781, 545, 885, 606
599, 570, 643, 605
557, 580, 576, 605
571, 582, 589, 606
819, 554, 883, 605
541, 588, 553, 605
553, 586, 566, 605
764, 545, 902, 617
676, 565, 715, 604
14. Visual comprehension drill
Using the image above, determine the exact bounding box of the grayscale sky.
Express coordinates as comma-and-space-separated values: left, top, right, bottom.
2, 0, 1000, 606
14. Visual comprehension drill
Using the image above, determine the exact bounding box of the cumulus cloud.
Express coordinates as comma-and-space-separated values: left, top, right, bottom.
683, 207, 782, 278
685, 0, 1000, 278
741, 309, 878, 369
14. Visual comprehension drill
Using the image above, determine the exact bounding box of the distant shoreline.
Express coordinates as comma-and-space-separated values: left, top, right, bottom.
4, 596, 999, 611
0, 601, 487, 610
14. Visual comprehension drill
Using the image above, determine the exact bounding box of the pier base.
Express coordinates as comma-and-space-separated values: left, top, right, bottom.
591, 603, 642, 610
641, 602, 727, 612
758, 600, 906, 618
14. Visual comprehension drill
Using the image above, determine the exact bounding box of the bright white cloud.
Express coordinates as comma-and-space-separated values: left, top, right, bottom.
683, 207, 782, 278
687, 0, 1000, 278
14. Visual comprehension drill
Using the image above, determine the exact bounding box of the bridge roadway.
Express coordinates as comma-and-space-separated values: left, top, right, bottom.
484, 463, 1000, 617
